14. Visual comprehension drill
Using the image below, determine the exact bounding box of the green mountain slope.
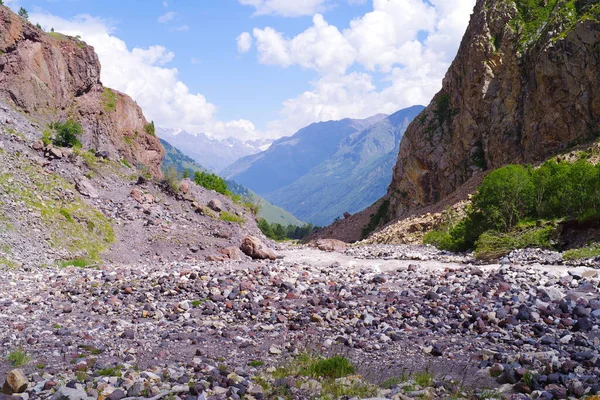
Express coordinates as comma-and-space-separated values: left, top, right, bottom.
160, 139, 304, 226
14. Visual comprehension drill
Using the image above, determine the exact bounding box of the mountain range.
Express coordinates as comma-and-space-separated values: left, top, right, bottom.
160, 138, 304, 227
157, 128, 272, 173
222, 107, 424, 225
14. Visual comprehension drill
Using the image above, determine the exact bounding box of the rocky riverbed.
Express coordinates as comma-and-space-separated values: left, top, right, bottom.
1, 246, 600, 399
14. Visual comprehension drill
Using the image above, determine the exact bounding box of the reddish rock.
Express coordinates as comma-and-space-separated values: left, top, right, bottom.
313, 239, 347, 252
240, 236, 277, 260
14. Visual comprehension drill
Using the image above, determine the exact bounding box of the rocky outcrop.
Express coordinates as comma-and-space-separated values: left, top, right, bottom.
0, 6, 163, 177
385, 0, 600, 219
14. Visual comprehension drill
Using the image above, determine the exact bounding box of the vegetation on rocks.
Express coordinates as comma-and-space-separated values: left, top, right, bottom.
193, 171, 230, 196
102, 87, 116, 112
50, 119, 83, 148
425, 159, 600, 258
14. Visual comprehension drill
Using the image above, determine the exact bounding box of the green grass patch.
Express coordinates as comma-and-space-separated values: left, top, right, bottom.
474, 223, 556, 260
300, 355, 355, 379
220, 211, 245, 226
121, 159, 132, 168
563, 244, 600, 260
0, 157, 114, 261
102, 88, 117, 112
414, 371, 434, 387
59, 258, 94, 268
249, 360, 265, 368
7, 349, 30, 367
96, 367, 122, 377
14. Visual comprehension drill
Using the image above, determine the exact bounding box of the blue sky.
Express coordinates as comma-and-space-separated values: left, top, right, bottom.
6, 0, 476, 140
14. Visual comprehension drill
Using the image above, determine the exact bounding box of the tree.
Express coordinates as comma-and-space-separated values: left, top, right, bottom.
182, 169, 190, 179
0, 1, 5, 6
193, 171, 229, 195
471, 164, 535, 232
18, 7, 28, 19
52, 120, 83, 148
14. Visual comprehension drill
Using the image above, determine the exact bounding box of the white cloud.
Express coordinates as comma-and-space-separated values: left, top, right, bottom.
173, 25, 190, 31
251, 0, 476, 135
253, 14, 356, 75
239, 0, 330, 17
162, 0, 168, 7
158, 11, 176, 23
30, 12, 261, 140
236, 32, 252, 54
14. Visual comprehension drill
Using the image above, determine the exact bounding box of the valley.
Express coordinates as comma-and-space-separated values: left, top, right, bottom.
0, 0, 599, 399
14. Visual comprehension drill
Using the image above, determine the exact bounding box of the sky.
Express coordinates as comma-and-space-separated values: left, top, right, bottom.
5, 0, 476, 140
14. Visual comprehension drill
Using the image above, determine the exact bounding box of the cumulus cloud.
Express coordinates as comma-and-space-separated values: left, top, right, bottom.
253, 14, 356, 75
30, 12, 261, 140
252, 0, 476, 135
236, 32, 252, 54
239, 0, 330, 17
158, 11, 176, 23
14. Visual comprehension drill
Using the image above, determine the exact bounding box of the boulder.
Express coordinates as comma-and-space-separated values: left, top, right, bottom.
240, 236, 277, 260
208, 199, 223, 212
47, 147, 63, 159
314, 239, 347, 252
75, 177, 99, 198
179, 179, 191, 194
32, 140, 44, 151
219, 247, 242, 261
130, 188, 145, 204
95, 151, 109, 159
2, 369, 27, 395
50, 386, 94, 400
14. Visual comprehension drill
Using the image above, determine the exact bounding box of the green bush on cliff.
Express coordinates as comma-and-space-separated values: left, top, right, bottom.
51, 120, 83, 148
426, 159, 600, 257
193, 171, 230, 195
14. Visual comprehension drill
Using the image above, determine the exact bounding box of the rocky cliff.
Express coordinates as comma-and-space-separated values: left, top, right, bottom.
0, 6, 163, 177
386, 0, 600, 219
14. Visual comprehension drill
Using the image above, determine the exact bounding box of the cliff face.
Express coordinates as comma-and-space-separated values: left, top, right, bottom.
0, 7, 163, 177
387, 0, 600, 219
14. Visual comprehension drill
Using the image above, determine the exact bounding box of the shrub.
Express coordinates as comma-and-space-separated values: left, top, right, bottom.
144, 121, 156, 136
42, 129, 53, 146
258, 218, 319, 241
193, 171, 229, 195
361, 199, 390, 239
59, 258, 93, 268
471, 164, 535, 232
52, 119, 83, 148
474, 224, 556, 260
162, 166, 180, 194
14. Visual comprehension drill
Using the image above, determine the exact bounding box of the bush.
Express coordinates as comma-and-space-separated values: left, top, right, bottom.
144, 121, 156, 136
471, 164, 535, 232
474, 224, 556, 260
102, 88, 116, 112
162, 166, 180, 194
193, 171, 230, 195
52, 120, 83, 148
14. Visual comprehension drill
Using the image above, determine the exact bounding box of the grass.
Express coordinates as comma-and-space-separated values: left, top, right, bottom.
563, 244, 600, 260
7, 349, 30, 367
121, 159, 132, 169
474, 223, 556, 260
382, 375, 409, 389
414, 371, 434, 387
96, 367, 122, 377
0, 256, 18, 269
102, 88, 117, 112
300, 355, 355, 379
220, 211, 245, 226
0, 156, 115, 261
249, 360, 265, 368
59, 258, 94, 268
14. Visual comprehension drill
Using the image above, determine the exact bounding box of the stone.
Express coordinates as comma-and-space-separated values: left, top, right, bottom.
219, 247, 242, 261
314, 239, 347, 252
50, 386, 94, 400
2, 370, 27, 395
75, 177, 99, 199
208, 199, 223, 212
240, 236, 277, 260
130, 188, 145, 204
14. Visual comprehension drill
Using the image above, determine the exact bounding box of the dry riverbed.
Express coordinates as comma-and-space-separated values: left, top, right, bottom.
1, 245, 599, 399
